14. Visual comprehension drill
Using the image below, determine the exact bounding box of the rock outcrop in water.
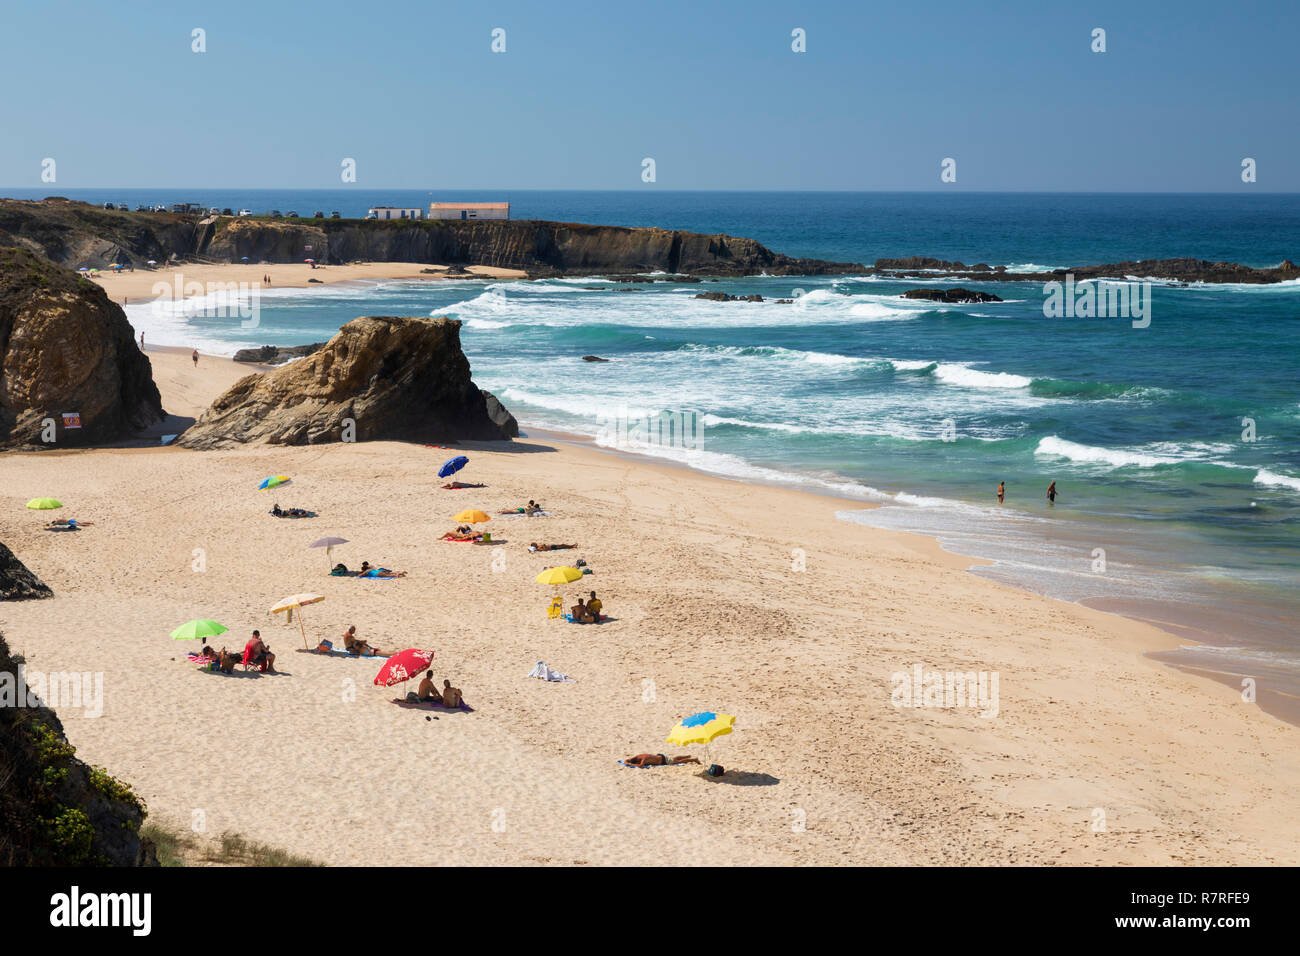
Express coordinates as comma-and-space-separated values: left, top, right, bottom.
0, 628, 154, 865
0, 199, 866, 277
902, 288, 1003, 304
232, 342, 326, 364
178, 316, 515, 448
874, 256, 1300, 285
0, 247, 163, 448
0, 542, 53, 601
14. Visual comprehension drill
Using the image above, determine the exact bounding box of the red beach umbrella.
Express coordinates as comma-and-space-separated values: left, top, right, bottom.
373, 648, 434, 687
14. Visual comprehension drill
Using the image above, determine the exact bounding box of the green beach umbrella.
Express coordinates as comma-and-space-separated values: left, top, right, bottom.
170, 619, 229, 641
26, 498, 63, 510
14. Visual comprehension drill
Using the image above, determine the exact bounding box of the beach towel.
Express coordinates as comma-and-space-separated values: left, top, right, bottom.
527, 661, 575, 682
618, 759, 680, 769
270, 510, 316, 518
498, 510, 550, 518
563, 614, 607, 624
390, 697, 474, 713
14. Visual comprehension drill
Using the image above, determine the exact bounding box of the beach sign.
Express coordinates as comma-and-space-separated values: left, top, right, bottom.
61, 412, 81, 429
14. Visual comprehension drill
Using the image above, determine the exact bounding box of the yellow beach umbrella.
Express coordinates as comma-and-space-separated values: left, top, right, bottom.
26, 498, 63, 510
453, 509, 491, 524
269, 592, 325, 648
535, 566, 583, 586
667, 711, 735, 747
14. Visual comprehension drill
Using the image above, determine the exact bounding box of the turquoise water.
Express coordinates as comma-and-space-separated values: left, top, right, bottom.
110, 191, 1300, 707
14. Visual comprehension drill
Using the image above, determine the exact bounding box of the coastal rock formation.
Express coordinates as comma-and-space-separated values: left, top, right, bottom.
178, 316, 515, 448
876, 257, 991, 272
0, 543, 53, 601
232, 342, 325, 364
902, 288, 1003, 304
581, 355, 610, 362
0, 200, 866, 277
0, 629, 153, 865
0, 247, 163, 448
873, 255, 1300, 285
695, 292, 764, 302
480, 389, 519, 438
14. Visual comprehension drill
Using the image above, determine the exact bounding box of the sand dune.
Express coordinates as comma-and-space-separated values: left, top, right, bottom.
1, 349, 1297, 865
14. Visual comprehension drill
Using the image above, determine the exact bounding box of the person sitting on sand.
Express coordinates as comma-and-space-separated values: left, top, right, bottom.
624, 754, 700, 767
359, 561, 407, 578
342, 625, 387, 657
529, 542, 576, 552
217, 647, 238, 674
525, 500, 542, 515
245, 630, 276, 673
406, 670, 442, 704
570, 598, 595, 624
587, 591, 602, 618
441, 679, 463, 708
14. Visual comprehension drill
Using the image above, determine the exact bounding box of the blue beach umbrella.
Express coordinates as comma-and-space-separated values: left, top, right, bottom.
438, 456, 469, 479
258, 475, 292, 490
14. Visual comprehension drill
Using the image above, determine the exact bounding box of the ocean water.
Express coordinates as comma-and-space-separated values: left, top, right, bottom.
80, 189, 1300, 713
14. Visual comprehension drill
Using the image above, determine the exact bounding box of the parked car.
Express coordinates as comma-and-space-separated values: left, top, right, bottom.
153, 204, 167, 212
269, 210, 282, 218
237, 209, 252, 216
103, 202, 115, 210
330, 211, 341, 219
221, 208, 234, 216
135, 204, 149, 212
286, 210, 299, 218
364, 212, 377, 220
313, 211, 325, 218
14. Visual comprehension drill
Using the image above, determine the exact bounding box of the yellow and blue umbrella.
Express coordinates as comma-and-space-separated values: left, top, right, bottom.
667, 711, 735, 747
258, 475, 291, 490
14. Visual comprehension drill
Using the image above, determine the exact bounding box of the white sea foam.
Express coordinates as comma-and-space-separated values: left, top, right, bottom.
1254, 469, 1300, 492
933, 364, 1032, 389
1035, 436, 1182, 469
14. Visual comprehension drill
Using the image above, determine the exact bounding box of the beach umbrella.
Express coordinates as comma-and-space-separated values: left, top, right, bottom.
147, 260, 157, 266
25, 498, 63, 510
667, 711, 735, 747
240, 256, 250, 261
111, 263, 123, 270
373, 648, 435, 687
258, 475, 292, 490
453, 509, 490, 524
77, 267, 90, 272
309, 537, 349, 563
535, 566, 582, 586
438, 455, 469, 478
269, 593, 324, 648
668, 711, 736, 769
304, 258, 315, 264
170, 619, 228, 641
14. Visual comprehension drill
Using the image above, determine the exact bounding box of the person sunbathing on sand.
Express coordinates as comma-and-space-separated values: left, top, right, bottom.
570, 598, 595, 624
526, 500, 543, 515
342, 625, 388, 656
441, 481, 484, 489
587, 591, 603, 617
624, 754, 699, 767
46, 518, 92, 528
442, 529, 482, 541
217, 647, 238, 674
359, 562, 407, 578
441, 679, 463, 708
245, 630, 276, 673
529, 542, 576, 552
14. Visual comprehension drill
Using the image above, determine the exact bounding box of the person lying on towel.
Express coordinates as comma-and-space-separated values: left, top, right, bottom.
624, 754, 700, 768
342, 625, 389, 656
529, 543, 576, 552
359, 561, 407, 578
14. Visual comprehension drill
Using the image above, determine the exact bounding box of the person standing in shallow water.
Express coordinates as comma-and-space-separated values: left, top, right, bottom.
1046, 481, 1057, 505
997, 481, 1005, 505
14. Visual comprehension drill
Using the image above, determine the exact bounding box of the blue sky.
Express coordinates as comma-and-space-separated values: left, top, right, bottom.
2, 0, 1296, 191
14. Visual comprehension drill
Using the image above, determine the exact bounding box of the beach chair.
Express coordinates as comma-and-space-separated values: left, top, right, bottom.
547, 596, 563, 619
240, 645, 267, 673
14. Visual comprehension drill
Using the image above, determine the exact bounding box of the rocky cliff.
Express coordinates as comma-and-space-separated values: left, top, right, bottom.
178, 316, 514, 448
0, 627, 153, 865
873, 256, 1300, 284
0, 542, 53, 601
0, 247, 164, 448
0, 199, 865, 276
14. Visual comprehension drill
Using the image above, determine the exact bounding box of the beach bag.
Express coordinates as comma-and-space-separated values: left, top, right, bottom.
706, 764, 725, 777
575, 558, 587, 568
316, 640, 333, 654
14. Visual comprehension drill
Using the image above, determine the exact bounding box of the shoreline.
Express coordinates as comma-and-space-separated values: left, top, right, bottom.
94, 261, 526, 305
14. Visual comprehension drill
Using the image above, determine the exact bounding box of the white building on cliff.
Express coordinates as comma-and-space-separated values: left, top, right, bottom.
429, 202, 510, 221
367, 206, 424, 220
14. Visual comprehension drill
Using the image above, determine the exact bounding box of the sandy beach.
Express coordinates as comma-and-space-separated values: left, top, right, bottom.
91, 261, 526, 305
0, 347, 1295, 866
